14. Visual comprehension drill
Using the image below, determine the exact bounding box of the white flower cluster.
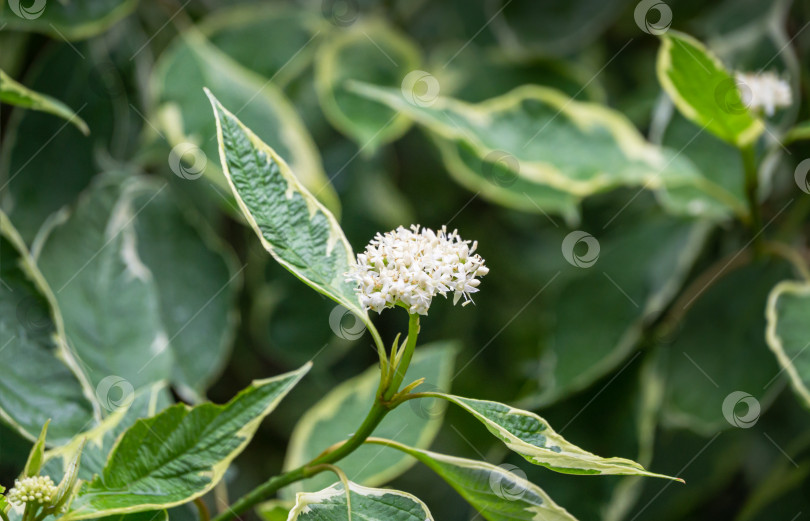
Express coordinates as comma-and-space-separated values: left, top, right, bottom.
6, 476, 57, 507
736, 71, 792, 116
346, 225, 489, 315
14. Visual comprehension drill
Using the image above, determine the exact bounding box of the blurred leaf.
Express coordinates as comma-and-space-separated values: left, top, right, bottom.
352, 82, 744, 220
765, 280, 810, 409
201, 5, 324, 88
287, 481, 433, 520
34, 174, 172, 392
0, 69, 89, 135
315, 19, 420, 151
427, 394, 678, 479
96, 513, 168, 521
657, 31, 764, 147
257, 499, 293, 521
369, 439, 577, 521
0, 0, 137, 40
0, 211, 97, 445
283, 342, 457, 496
784, 121, 810, 145
62, 364, 310, 520
206, 90, 367, 325
663, 259, 790, 434
131, 180, 241, 401
153, 31, 339, 214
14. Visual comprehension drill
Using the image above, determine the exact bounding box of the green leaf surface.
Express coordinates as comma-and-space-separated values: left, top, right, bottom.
61, 364, 310, 519
0, 0, 137, 40
430, 393, 678, 479
656, 31, 764, 147
22, 420, 49, 477
206, 90, 366, 321
257, 500, 293, 521
287, 481, 434, 521
34, 175, 172, 392
130, 180, 241, 401
766, 280, 810, 408
95, 512, 169, 521
0, 211, 97, 445
283, 343, 457, 497
369, 439, 577, 521
663, 260, 790, 434
0, 69, 88, 134
152, 31, 339, 214
315, 20, 420, 150
351, 82, 743, 220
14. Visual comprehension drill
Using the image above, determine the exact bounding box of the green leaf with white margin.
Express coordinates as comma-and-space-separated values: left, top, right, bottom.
0, 0, 137, 41
206, 90, 371, 326
130, 179, 241, 401
367, 439, 577, 521
657, 31, 764, 147
60, 364, 310, 520
424, 393, 678, 480
0, 69, 88, 135
33, 174, 172, 393
766, 280, 810, 409
41, 381, 172, 482
152, 30, 339, 214
287, 481, 434, 521
282, 342, 457, 497
0, 211, 98, 445
351, 82, 744, 221
315, 19, 420, 151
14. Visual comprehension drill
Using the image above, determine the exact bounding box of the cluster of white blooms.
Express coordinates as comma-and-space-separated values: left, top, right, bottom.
736, 71, 792, 116
6, 476, 57, 507
346, 225, 489, 315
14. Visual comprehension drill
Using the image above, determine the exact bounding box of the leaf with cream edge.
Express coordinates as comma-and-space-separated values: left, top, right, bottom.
287, 481, 434, 521
766, 280, 810, 408
416, 393, 680, 480
60, 364, 310, 520
206, 90, 377, 336
0, 69, 89, 135
350, 82, 745, 221
366, 439, 577, 521
656, 31, 764, 147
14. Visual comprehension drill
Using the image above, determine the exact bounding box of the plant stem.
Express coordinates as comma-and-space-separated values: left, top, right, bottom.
0, 510, 10, 521
193, 497, 210, 521
741, 144, 762, 243
210, 314, 421, 521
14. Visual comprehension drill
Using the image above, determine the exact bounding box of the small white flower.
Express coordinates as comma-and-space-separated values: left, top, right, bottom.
735, 71, 792, 116
6, 476, 57, 508
346, 225, 488, 315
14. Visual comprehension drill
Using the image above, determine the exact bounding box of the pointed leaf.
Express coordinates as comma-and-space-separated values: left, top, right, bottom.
61, 364, 310, 519
766, 280, 810, 408
288, 481, 433, 521
206, 90, 366, 321
656, 31, 764, 146
368, 439, 577, 521
0, 69, 88, 134
22, 420, 50, 477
